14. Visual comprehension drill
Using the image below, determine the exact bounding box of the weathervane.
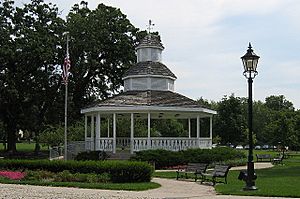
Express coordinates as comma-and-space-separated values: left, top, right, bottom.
147, 19, 155, 33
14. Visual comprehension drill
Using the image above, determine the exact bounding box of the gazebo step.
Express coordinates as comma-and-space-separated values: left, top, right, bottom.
107, 152, 133, 160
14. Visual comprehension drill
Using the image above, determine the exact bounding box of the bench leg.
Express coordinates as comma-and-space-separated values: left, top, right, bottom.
176, 172, 179, 180
212, 177, 216, 186
195, 173, 197, 182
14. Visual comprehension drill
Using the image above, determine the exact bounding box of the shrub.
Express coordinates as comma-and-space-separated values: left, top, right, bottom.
74, 151, 109, 161
0, 160, 153, 183
132, 147, 246, 169
24, 170, 111, 183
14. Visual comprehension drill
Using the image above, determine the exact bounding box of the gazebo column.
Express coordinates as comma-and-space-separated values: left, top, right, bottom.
91, 115, 95, 151
210, 116, 213, 148
84, 115, 88, 150
147, 112, 151, 149
188, 118, 191, 138
95, 113, 101, 150
107, 118, 110, 138
130, 113, 134, 154
197, 115, 200, 148
113, 113, 116, 154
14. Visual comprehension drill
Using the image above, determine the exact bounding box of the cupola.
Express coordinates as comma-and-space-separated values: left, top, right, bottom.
123, 24, 177, 92
136, 34, 164, 62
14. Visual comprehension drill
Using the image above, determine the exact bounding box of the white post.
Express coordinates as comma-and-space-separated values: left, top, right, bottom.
130, 113, 134, 154
113, 113, 116, 154
95, 113, 101, 150
188, 118, 191, 138
107, 118, 110, 138
197, 115, 200, 147
84, 115, 87, 150
210, 116, 213, 148
147, 112, 151, 149
91, 115, 95, 151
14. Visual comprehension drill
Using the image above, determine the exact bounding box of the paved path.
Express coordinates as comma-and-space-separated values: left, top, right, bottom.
0, 163, 295, 199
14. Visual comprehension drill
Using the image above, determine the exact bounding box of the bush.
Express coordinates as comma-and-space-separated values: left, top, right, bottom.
0, 159, 153, 183
131, 149, 185, 169
74, 151, 109, 161
131, 147, 246, 169
24, 170, 111, 183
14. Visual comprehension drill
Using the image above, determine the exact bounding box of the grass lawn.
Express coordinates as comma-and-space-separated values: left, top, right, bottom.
154, 150, 300, 197
0, 177, 160, 191
0, 142, 48, 152
216, 153, 300, 197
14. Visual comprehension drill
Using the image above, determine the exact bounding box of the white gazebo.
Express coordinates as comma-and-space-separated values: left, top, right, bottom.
80, 33, 217, 154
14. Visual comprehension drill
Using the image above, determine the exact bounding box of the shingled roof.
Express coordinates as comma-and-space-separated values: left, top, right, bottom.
123, 61, 177, 79
85, 90, 204, 109
136, 34, 164, 50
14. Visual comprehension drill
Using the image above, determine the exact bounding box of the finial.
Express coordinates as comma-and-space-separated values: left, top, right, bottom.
248, 42, 252, 49
147, 19, 155, 34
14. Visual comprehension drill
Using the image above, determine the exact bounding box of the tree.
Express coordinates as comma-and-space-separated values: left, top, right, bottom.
0, 0, 65, 152
265, 95, 294, 111
66, 2, 145, 120
214, 94, 247, 145
0, 0, 145, 153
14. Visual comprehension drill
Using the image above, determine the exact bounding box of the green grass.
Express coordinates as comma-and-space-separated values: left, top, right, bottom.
0, 178, 161, 191
154, 152, 300, 197
0, 142, 48, 152
215, 155, 300, 197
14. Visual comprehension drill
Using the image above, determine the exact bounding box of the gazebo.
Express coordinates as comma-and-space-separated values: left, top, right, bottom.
80, 33, 217, 154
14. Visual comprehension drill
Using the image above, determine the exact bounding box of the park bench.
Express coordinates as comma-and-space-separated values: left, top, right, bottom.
176, 163, 208, 182
256, 154, 272, 162
272, 154, 284, 165
200, 165, 231, 185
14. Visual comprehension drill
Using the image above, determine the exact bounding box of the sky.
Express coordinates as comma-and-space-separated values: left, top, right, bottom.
16, 0, 300, 109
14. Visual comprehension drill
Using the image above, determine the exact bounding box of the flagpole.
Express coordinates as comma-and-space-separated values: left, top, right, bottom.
64, 34, 69, 160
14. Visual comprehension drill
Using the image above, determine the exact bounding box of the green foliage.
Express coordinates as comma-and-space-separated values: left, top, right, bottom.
132, 148, 245, 169
182, 148, 245, 164
74, 151, 109, 161
0, 0, 66, 152
38, 121, 85, 147
0, 0, 144, 152
152, 119, 185, 137
132, 149, 185, 169
214, 94, 247, 145
265, 95, 294, 111
0, 159, 153, 182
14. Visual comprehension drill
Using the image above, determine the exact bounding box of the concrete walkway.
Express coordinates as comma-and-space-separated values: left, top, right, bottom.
0, 163, 295, 199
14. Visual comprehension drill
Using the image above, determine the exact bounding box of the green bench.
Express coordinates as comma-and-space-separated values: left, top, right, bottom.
176, 163, 208, 182
200, 165, 231, 185
256, 154, 272, 162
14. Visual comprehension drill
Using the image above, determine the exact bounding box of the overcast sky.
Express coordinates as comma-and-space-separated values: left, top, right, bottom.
16, 0, 300, 109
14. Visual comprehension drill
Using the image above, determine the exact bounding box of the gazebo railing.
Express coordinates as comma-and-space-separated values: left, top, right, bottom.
84, 137, 212, 153
133, 137, 211, 152
96, 138, 113, 151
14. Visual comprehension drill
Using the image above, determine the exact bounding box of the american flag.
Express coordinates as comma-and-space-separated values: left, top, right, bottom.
62, 54, 71, 85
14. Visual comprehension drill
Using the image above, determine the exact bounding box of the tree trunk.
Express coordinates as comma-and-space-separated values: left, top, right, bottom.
6, 122, 17, 153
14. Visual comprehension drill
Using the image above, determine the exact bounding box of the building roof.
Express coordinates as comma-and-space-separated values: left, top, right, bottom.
123, 61, 177, 79
136, 34, 164, 50
84, 90, 206, 109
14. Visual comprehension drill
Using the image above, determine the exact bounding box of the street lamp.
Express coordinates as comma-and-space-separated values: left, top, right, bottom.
241, 43, 260, 190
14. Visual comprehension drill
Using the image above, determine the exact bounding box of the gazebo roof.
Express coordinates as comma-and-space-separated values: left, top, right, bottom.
123, 61, 177, 79
81, 90, 216, 115
136, 34, 164, 50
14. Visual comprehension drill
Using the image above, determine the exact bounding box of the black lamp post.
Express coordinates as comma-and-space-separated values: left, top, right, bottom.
241, 43, 260, 190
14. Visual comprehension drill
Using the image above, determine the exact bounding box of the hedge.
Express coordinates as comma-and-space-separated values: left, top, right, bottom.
0, 159, 153, 183
131, 147, 246, 169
